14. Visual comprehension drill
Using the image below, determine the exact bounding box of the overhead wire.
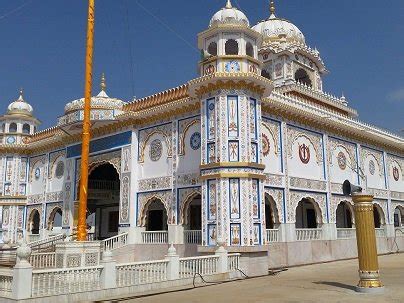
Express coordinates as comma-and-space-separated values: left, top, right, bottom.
0, 0, 34, 21
134, 0, 199, 53
123, 0, 136, 99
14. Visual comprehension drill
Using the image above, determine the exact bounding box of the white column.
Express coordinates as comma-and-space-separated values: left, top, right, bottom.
215, 246, 228, 273
165, 244, 179, 280
168, 224, 184, 245
100, 251, 117, 289
128, 226, 145, 244
12, 242, 33, 300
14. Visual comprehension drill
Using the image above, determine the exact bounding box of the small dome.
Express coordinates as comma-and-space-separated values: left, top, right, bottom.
7, 90, 34, 116
209, 0, 249, 28
253, 2, 305, 44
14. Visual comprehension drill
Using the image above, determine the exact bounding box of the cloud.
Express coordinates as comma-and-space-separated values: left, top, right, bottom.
388, 88, 404, 104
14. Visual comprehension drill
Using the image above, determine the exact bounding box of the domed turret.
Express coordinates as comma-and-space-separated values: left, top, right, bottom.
209, 0, 249, 28
252, 1, 305, 44
7, 89, 34, 117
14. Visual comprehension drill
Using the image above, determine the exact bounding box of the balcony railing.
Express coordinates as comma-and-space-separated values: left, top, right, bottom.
296, 228, 322, 241
141, 231, 168, 244
337, 228, 356, 239
395, 227, 404, 236
184, 230, 202, 244
375, 228, 386, 238
266, 229, 279, 243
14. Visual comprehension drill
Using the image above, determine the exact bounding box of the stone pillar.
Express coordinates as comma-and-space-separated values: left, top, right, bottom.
165, 244, 179, 280
128, 226, 145, 244
168, 224, 184, 245
12, 241, 32, 300
352, 193, 384, 293
279, 223, 296, 242
100, 250, 117, 289
215, 246, 228, 273
322, 223, 337, 240
385, 224, 395, 238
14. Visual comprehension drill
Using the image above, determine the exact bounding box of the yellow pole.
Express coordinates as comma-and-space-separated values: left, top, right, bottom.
77, 0, 95, 241
352, 193, 384, 293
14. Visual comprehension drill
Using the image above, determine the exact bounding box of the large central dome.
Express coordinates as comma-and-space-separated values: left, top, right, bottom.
252, 2, 305, 44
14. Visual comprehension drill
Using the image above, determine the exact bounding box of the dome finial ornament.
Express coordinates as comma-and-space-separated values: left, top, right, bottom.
270, 0, 276, 18
225, 0, 232, 9
101, 73, 106, 92
18, 88, 25, 102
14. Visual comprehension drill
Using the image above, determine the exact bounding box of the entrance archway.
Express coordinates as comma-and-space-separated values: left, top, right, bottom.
48, 207, 62, 232
184, 194, 201, 230
394, 206, 404, 227
264, 194, 280, 230
336, 202, 353, 228
146, 198, 168, 231
373, 205, 382, 228
85, 162, 120, 240
29, 210, 40, 235
295, 198, 321, 228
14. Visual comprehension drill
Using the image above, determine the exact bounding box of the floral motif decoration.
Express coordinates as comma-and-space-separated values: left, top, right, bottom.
337, 152, 347, 170
262, 133, 270, 157
299, 143, 310, 164
149, 139, 162, 162
369, 160, 376, 175
393, 166, 400, 181
190, 132, 201, 150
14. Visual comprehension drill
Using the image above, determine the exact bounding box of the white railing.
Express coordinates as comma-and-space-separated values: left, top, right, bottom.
0, 269, 13, 297
337, 228, 356, 239
28, 233, 65, 251
29, 252, 56, 269
102, 232, 129, 251
375, 228, 386, 238
227, 253, 240, 271
296, 228, 322, 241
31, 266, 103, 297
395, 227, 404, 236
266, 229, 279, 243
184, 230, 202, 244
116, 260, 168, 287
141, 231, 168, 244
179, 255, 219, 279
27, 234, 41, 243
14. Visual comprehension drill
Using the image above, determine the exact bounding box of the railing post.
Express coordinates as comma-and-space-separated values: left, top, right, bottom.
165, 244, 179, 280
215, 246, 228, 274
100, 250, 117, 289
128, 226, 145, 244
12, 241, 33, 300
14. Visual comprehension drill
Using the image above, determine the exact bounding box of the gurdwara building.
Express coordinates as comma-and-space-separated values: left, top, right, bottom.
0, 1, 403, 265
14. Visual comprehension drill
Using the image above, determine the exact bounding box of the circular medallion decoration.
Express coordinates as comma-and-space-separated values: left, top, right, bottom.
393, 166, 400, 181
369, 160, 376, 175
298, 143, 310, 164
190, 132, 201, 150
34, 168, 41, 180
225, 61, 240, 73
6, 136, 16, 144
263, 53, 269, 60
149, 139, 162, 162
337, 152, 347, 170
55, 161, 65, 179
262, 134, 270, 157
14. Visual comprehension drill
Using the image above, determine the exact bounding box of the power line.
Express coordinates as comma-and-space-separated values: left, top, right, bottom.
134, 0, 199, 53
124, 0, 136, 99
0, 0, 34, 21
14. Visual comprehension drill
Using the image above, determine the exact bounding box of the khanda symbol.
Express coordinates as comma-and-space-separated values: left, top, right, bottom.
299, 143, 310, 164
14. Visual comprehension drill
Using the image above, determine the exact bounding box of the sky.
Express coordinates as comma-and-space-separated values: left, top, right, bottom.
0, 0, 403, 134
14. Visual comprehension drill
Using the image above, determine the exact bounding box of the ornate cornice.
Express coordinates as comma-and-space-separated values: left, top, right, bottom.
200, 162, 265, 170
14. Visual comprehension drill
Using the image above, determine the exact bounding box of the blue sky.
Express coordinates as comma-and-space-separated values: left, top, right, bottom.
0, 0, 403, 133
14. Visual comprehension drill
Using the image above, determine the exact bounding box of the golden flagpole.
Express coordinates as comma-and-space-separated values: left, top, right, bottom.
77, 0, 95, 241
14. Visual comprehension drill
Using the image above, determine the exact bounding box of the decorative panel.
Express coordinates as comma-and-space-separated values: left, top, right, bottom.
229, 179, 240, 219
227, 96, 239, 138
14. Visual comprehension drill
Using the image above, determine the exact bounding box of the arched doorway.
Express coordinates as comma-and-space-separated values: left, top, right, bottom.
48, 207, 63, 233
296, 198, 320, 229
394, 207, 404, 227
336, 202, 353, 228
85, 163, 120, 240
146, 199, 168, 231
185, 194, 201, 231
295, 68, 312, 87
265, 194, 280, 230
373, 205, 382, 228
29, 210, 40, 235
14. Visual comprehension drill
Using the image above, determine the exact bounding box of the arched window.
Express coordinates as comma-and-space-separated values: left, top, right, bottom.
146, 199, 168, 231
295, 68, 312, 87
373, 205, 381, 228
9, 123, 17, 133
207, 42, 218, 56
225, 39, 239, 55
261, 70, 271, 80
1, 124, 5, 133
336, 202, 353, 228
246, 42, 254, 57
296, 198, 321, 229
22, 123, 30, 134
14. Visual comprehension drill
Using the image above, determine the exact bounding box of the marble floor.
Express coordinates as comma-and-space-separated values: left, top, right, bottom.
102, 253, 404, 303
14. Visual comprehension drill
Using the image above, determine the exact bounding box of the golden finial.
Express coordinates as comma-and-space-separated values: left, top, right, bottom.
226, 0, 232, 9
270, 0, 276, 17
100, 73, 106, 91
